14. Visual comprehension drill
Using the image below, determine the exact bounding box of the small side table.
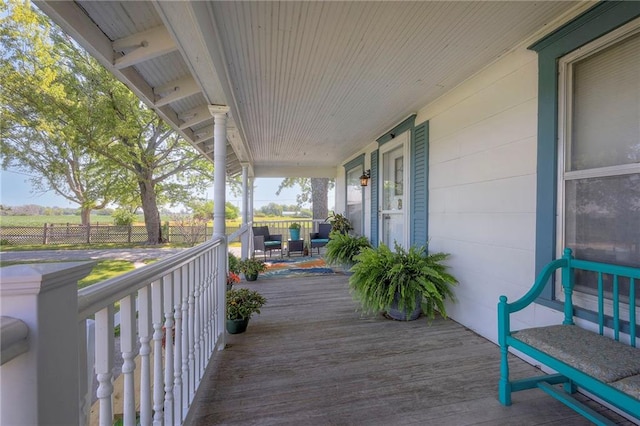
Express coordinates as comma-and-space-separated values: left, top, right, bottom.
287, 239, 304, 257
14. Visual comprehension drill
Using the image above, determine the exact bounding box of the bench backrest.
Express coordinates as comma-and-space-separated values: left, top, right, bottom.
499, 248, 639, 347
561, 248, 639, 346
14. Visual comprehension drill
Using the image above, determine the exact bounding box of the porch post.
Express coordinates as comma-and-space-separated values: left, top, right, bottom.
0, 262, 94, 425
209, 105, 230, 349
241, 163, 250, 260
209, 105, 230, 239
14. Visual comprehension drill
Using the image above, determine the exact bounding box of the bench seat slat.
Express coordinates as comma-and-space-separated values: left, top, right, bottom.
512, 325, 640, 383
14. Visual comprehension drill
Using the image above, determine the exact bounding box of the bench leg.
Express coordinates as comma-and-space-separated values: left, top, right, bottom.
563, 380, 577, 394
499, 345, 512, 406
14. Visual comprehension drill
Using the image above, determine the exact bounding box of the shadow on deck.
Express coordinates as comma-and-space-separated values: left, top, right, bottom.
187, 274, 633, 425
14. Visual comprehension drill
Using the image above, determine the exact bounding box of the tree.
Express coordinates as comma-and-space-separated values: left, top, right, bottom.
1, 1, 216, 242
0, 1, 124, 224
277, 178, 333, 220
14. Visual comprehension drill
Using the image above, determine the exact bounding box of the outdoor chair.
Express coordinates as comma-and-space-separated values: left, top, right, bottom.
310, 223, 332, 254
252, 226, 282, 258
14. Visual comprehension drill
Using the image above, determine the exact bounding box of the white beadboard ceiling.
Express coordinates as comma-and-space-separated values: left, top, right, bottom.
35, 1, 585, 178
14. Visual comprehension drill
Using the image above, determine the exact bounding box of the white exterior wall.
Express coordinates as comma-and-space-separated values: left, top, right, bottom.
416, 47, 563, 343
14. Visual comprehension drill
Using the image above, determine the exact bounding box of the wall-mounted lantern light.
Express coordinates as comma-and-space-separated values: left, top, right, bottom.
360, 169, 371, 187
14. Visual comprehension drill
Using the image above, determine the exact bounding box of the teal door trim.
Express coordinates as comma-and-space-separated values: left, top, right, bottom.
376, 115, 416, 146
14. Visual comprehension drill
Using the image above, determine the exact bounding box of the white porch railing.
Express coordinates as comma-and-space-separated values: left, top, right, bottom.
0, 223, 253, 426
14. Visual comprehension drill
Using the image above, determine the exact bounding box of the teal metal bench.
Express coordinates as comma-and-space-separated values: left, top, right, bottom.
498, 248, 640, 425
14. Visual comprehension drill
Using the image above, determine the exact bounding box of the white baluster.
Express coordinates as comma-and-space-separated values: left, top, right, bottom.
151, 279, 164, 425
188, 262, 197, 400
162, 274, 175, 425
181, 264, 190, 414
120, 294, 137, 426
173, 269, 184, 425
196, 256, 205, 377
95, 306, 114, 426
202, 254, 211, 358
78, 319, 90, 426
138, 286, 153, 425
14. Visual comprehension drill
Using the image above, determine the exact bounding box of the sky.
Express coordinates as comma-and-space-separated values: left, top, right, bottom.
0, 169, 334, 212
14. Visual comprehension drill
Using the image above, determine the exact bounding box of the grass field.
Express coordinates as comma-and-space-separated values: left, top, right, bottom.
0, 215, 296, 227
0, 215, 118, 226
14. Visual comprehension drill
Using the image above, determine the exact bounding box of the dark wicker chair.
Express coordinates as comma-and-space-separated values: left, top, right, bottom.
309, 223, 332, 254
252, 226, 282, 258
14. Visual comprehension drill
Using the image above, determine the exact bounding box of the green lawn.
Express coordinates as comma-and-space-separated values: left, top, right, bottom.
0, 259, 149, 289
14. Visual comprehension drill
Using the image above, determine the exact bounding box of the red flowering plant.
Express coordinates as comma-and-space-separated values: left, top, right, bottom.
227, 272, 241, 285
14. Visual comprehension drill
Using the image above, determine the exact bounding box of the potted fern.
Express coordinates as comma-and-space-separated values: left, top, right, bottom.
324, 232, 371, 272
326, 211, 353, 235
349, 243, 457, 321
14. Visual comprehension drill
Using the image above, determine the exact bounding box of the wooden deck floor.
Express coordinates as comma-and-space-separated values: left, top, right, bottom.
187, 274, 634, 425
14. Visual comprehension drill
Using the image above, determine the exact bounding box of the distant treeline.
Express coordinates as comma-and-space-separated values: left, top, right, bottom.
0, 205, 175, 217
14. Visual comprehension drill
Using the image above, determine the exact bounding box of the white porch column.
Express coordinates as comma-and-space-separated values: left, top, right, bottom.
209, 105, 229, 350
0, 262, 94, 425
241, 163, 249, 225
249, 177, 254, 223
209, 105, 230, 239
241, 163, 250, 260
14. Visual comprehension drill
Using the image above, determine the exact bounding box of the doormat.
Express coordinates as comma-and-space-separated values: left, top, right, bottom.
261, 256, 335, 279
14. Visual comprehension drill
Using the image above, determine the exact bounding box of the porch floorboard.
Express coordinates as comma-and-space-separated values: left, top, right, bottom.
187, 274, 634, 425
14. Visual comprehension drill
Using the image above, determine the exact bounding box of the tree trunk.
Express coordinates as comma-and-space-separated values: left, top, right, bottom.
80, 207, 91, 226
139, 179, 162, 244
311, 178, 329, 220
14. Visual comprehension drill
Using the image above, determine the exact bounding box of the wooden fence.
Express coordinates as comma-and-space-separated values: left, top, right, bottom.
0, 223, 241, 245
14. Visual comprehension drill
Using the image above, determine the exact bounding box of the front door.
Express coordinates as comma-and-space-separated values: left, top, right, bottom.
379, 132, 409, 248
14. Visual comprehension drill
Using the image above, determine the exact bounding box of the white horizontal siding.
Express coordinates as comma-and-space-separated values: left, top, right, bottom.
418, 47, 564, 342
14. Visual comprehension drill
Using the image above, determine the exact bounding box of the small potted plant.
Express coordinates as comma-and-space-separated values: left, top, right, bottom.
324, 232, 371, 272
226, 288, 267, 334
349, 242, 457, 321
289, 222, 301, 241
239, 257, 267, 281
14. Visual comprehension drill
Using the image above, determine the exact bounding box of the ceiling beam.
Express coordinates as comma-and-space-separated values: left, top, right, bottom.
113, 25, 177, 69
154, 76, 201, 107
178, 105, 212, 130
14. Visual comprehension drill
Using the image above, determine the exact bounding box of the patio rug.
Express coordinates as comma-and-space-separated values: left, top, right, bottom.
261, 255, 336, 279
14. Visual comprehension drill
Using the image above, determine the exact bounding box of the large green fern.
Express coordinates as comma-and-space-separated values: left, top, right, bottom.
324, 232, 371, 268
349, 242, 457, 319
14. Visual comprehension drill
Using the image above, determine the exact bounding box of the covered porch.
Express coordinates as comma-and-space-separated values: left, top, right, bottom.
187, 274, 631, 425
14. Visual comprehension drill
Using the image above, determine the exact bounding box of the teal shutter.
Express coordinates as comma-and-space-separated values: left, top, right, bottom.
411, 121, 429, 246
370, 150, 379, 247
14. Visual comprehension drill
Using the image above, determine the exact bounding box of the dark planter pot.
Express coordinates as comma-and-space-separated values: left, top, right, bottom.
226, 318, 250, 334
245, 272, 258, 281
226, 283, 233, 291
387, 292, 422, 321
